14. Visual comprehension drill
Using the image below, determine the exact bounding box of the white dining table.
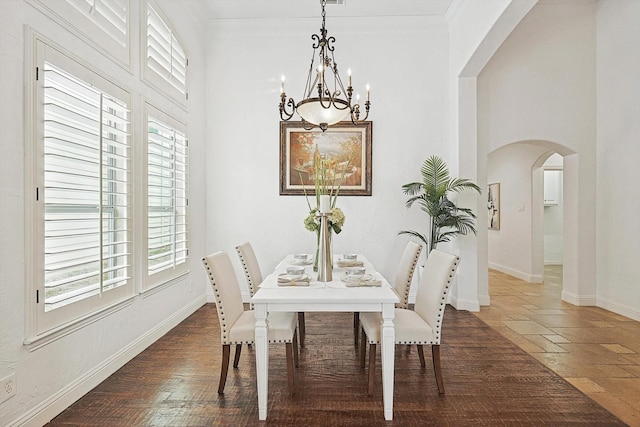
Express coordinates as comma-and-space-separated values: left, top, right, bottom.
250, 254, 399, 421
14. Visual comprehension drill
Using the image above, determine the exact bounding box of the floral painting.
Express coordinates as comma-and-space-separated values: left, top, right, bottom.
279, 121, 372, 196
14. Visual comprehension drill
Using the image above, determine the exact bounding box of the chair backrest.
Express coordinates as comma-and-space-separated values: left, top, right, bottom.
413, 249, 460, 344
235, 241, 263, 297
393, 241, 423, 309
202, 251, 246, 344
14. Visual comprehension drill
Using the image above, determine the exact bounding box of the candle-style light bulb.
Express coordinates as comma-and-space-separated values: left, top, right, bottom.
281, 75, 285, 94
366, 84, 370, 101
347, 68, 352, 87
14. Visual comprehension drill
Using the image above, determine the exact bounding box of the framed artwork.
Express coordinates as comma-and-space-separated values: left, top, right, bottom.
488, 182, 500, 230
279, 121, 372, 196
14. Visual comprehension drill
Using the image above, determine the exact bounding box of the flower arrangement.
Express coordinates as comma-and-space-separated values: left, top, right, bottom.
301, 145, 347, 271
301, 145, 346, 235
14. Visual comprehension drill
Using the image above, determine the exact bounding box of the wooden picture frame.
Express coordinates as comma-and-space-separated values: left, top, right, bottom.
279, 121, 372, 196
488, 182, 500, 230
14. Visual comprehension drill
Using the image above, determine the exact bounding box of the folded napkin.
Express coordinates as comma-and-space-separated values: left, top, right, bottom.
290, 259, 313, 266
277, 274, 310, 287
337, 259, 365, 268
340, 274, 382, 287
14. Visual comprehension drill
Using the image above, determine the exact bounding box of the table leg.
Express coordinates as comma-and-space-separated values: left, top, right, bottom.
381, 303, 395, 420
254, 303, 269, 420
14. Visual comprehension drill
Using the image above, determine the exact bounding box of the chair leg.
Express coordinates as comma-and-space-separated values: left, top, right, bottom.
298, 313, 306, 347
293, 329, 299, 368
432, 344, 445, 394
286, 342, 295, 395
218, 344, 231, 394
353, 312, 360, 346
233, 344, 242, 368
417, 344, 426, 367
367, 343, 376, 396
359, 326, 367, 368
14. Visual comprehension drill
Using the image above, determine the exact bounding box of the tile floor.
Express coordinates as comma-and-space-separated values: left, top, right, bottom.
475, 267, 640, 427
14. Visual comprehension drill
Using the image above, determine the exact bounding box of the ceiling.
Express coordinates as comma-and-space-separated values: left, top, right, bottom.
198, 0, 456, 20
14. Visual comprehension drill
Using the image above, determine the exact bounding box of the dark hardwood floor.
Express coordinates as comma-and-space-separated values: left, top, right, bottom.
47, 304, 624, 426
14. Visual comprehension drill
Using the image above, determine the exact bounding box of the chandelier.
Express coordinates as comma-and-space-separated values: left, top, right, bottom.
279, 0, 370, 132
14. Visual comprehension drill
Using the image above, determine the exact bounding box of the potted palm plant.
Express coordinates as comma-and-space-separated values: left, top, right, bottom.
400, 155, 481, 253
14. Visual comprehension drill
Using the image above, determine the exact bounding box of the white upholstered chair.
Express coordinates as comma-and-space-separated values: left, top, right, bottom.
353, 241, 422, 345
359, 249, 459, 395
236, 241, 307, 346
202, 251, 298, 394
234, 242, 262, 307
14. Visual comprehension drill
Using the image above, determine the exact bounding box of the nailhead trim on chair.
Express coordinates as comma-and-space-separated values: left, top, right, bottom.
362, 256, 460, 346
235, 245, 256, 297
399, 247, 422, 309
202, 259, 230, 342
202, 256, 293, 345
432, 257, 458, 342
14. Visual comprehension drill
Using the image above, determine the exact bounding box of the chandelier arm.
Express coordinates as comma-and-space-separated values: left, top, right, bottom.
301, 119, 316, 131
330, 97, 351, 111
317, 93, 332, 109
349, 102, 370, 125
279, 94, 296, 121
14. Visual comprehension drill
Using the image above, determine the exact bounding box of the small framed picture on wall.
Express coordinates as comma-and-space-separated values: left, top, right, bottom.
488, 182, 500, 230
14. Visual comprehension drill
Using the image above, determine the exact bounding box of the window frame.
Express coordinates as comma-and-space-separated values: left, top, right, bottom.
25, 33, 135, 344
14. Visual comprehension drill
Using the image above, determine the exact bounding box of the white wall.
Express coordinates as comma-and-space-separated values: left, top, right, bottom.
479, 0, 640, 319
478, 1, 598, 304
447, 0, 537, 309
596, 0, 640, 319
0, 1, 208, 425
204, 16, 451, 295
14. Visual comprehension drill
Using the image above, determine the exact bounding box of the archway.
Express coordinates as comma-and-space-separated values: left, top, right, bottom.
487, 140, 577, 303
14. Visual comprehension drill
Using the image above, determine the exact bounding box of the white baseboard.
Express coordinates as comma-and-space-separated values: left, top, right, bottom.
488, 262, 543, 283
11, 295, 207, 427
597, 297, 640, 322
449, 294, 480, 312
478, 294, 491, 306
561, 290, 596, 306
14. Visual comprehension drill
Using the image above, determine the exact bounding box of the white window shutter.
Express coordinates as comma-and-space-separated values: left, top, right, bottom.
147, 115, 189, 278
65, 0, 128, 48
43, 61, 131, 311
146, 3, 188, 97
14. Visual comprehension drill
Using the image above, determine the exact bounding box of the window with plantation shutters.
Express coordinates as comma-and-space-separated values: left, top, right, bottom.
31, 40, 133, 336
65, 0, 128, 48
146, 110, 189, 283
145, 2, 188, 101
26, 0, 130, 67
